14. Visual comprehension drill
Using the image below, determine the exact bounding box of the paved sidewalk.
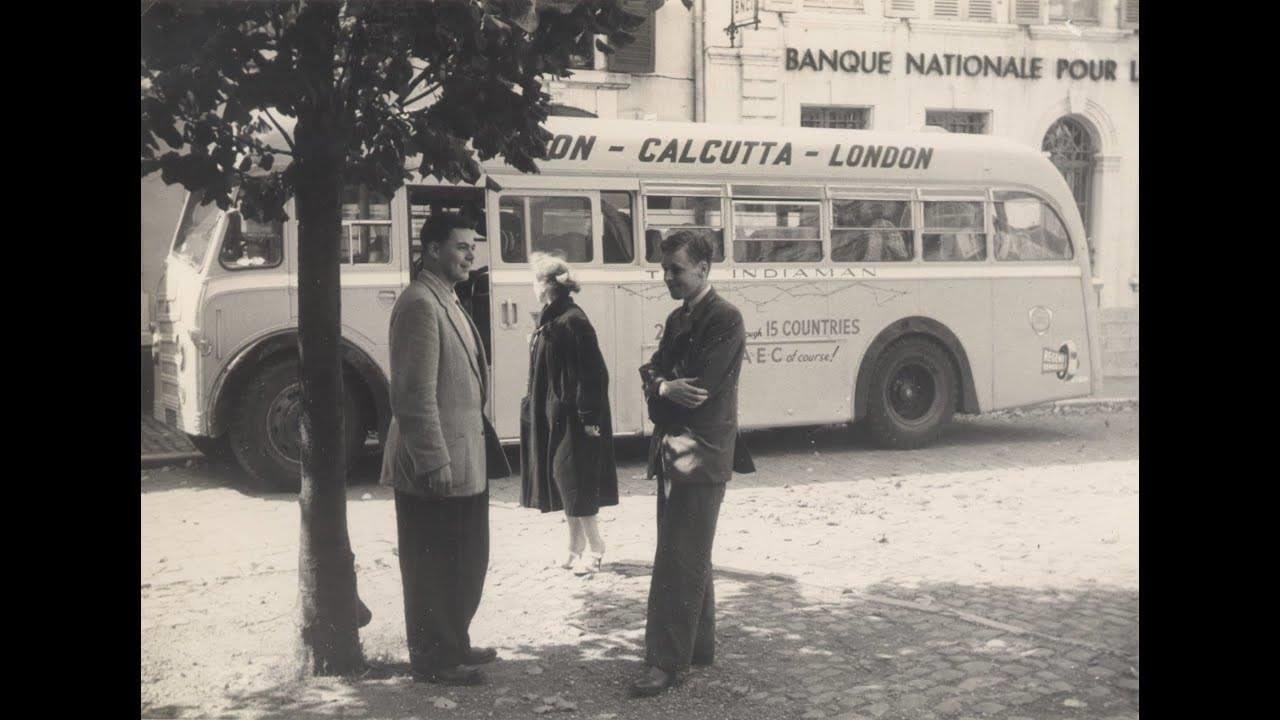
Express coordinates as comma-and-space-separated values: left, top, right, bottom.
143, 409, 1138, 720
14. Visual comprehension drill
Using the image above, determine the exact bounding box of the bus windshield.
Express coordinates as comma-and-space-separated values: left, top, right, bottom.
172, 191, 222, 268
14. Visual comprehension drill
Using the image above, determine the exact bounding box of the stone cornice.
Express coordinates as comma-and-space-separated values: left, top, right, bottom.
1029, 25, 1136, 42
906, 19, 1021, 38
548, 69, 632, 91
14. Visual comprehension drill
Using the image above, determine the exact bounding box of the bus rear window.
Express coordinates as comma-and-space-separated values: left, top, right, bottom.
172, 192, 221, 267
993, 192, 1074, 261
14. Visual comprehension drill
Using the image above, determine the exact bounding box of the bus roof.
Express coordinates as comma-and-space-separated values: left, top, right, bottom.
491, 117, 1073, 201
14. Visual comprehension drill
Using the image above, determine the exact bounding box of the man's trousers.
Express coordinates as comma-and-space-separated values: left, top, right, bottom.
394, 489, 489, 672
644, 481, 726, 674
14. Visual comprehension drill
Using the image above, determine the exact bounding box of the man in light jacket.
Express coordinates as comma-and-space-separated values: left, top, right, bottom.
380, 214, 510, 686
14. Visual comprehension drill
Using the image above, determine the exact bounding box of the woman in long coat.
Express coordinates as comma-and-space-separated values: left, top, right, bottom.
520, 253, 619, 575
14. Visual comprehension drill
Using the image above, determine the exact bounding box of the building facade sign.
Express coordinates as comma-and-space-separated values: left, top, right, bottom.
785, 48, 1139, 82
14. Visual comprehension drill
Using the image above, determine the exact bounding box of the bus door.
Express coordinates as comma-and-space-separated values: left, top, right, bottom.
487, 188, 617, 441
989, 191, 1093, 406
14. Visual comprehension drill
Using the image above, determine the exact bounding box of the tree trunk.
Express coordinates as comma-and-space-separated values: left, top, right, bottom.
292, 2, 364, 677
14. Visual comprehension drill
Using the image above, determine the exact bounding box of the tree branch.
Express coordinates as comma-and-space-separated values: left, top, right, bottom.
264, 109, 296, 153
401, 82, 441, 109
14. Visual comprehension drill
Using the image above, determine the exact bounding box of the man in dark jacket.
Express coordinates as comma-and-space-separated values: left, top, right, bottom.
629, 231, 754, 698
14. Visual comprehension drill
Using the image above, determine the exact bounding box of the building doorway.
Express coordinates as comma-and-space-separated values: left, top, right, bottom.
1042, 116, 1097, 270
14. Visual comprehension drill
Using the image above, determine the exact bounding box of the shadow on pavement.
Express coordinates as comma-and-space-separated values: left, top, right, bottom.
196, 563, 1138, 720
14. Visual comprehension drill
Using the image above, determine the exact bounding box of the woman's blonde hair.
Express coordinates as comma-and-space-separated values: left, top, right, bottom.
530, 252, 580, 294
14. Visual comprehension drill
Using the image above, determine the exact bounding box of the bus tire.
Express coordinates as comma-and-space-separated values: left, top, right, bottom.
186, 433, 233, 465
229, 358, 366, 493
864, 337, 957, 450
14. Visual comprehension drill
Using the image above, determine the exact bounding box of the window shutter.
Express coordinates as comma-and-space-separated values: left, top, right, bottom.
968, 0, 994, 20
885, 0, 920, 18
1120, 0, 1139, 29
933, 0, 960, 18
608, 0, 655, 74
1012, 0, 1045, 24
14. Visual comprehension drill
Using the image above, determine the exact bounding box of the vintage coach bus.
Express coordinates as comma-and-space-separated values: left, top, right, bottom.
151, 118, 1101, 490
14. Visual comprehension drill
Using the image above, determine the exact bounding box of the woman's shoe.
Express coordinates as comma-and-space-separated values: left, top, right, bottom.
560, 552, 581, 570
573, 552, 603, 576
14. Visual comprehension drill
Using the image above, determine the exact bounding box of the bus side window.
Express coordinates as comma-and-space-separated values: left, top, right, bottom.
219, 212, 284, 270
644, 195, 726, 262
602, 191, 635, 264
500, 196, 528, 263
993, 192, 1074, 262
530, 196, 593, 262
732, 201, 822, 263
831, 200, 914, 262
341, 185, 392, 265
922, 201, 987, 262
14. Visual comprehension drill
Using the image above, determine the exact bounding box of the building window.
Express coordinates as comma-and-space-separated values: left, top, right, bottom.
925, 110, 990, 134
1049, 0, 1098, 23
931, 0, 994, 21
801, 106, 871, 130
1042, 116, 1097, 268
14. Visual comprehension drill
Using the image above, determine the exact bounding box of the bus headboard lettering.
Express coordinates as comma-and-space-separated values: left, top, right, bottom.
547, 134, 934, 171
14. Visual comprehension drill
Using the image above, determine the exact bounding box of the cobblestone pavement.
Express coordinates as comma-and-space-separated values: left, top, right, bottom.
141, 407, 1138, 719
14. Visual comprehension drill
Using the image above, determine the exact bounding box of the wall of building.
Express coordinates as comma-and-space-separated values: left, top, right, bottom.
699, 0, 1139, 308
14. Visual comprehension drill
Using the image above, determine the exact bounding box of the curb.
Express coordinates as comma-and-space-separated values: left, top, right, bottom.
141, 452, 204, 469
1052, 397, 1138, 408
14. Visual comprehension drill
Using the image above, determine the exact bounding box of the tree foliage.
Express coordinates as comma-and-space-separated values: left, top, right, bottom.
141, 0, 649, 220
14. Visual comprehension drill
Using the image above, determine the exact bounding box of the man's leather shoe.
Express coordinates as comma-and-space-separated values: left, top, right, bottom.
627, 666, 677, 698
463, 647, 498, 665
691, 654, 714, 667
413, 665, 485, 686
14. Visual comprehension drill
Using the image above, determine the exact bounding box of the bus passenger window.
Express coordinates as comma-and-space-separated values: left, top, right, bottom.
831, 200, 914, 262
993, 193, 1074, 261
500, 196, 528, 263
530, 196, 592, 262
219, 213, 283, 270
732, 201, 822, 263
922, 201, 986, 262
644, 196, 725, 262
341, 185, 392, 265
602, 191, 634, 264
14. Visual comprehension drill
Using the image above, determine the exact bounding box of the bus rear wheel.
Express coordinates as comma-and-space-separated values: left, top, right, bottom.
229, 358, 366, 493
865, 337, 956, 450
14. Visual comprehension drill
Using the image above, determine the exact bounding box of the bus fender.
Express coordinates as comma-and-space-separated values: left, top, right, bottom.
208, 331, 390, 440
852, 317, 980, 422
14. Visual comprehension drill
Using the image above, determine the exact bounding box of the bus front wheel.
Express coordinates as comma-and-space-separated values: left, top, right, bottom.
864, 338, 956, 450
229, 359, 366, 493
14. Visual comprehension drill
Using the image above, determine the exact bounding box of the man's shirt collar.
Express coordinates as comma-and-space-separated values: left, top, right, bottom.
684, 283, 712, 311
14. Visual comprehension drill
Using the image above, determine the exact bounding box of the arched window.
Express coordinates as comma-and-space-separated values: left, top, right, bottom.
1042, 117, 1097, 268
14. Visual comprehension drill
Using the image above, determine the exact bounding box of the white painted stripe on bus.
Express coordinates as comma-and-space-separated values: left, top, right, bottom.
490, 265, 1082, 283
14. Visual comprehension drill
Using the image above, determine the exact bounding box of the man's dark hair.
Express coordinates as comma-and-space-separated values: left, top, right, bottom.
659, 230, 713, 267
420, 212, 474, 250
